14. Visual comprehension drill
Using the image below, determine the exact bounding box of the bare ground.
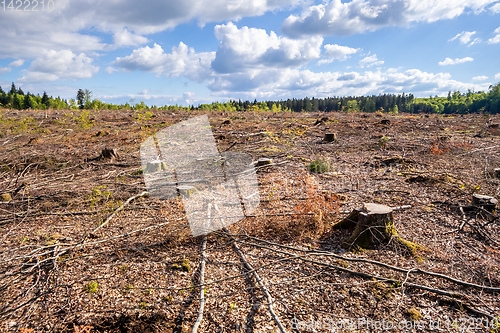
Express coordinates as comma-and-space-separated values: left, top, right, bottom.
0, 108, 499, 332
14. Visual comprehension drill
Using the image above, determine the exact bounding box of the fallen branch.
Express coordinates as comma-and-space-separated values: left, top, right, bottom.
87, 191, 148, 237
224, 228, 287, 333
234, 234, 500, 293
191, 235, 207, 333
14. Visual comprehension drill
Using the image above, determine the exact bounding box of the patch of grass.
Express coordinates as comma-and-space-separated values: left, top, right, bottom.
307, 159, 331, 174
378, 135, 390, 148
84, 281, 98, 294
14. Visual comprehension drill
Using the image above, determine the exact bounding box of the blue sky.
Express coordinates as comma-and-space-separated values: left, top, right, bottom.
0, 0, 499, 106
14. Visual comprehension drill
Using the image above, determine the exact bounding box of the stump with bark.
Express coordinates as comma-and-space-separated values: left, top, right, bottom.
324, 133, 337, 142
472, 194, 497, 213
333, 203, 421, 255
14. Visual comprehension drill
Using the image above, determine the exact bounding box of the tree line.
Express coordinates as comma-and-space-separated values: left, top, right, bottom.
1, 82, 499, 114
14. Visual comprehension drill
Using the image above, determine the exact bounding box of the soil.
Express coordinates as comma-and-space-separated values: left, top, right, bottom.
0, 108, 499, 332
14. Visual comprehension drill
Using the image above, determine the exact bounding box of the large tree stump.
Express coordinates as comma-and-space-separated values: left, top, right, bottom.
333, 203, 421, 255
472, 194, 497, 213
324, 133, 337, 142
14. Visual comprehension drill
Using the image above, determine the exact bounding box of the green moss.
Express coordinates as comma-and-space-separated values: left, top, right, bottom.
171, 259, 191, 272
397, 237, 423, 255
1, 193, 12, 202
84, 281, 98, 294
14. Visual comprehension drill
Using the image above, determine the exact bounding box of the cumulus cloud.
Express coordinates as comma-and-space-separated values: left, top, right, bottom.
281, 0, 497, 37
495, 73, 500, 80
318, 44, 359, 64
488, 27, 500, 44
490, 2, 500, 12
113, 43, 215, 82
0, 0, 301, 60
450, 31, 481, 46
208, 66, 490, 100
472, 75, 489, 81
112, 29, 149, 47
359, 54, 384, 68
438, 57, 474, 66
0, 67, 12, 75
9, 59, 25, 67
19, 50, 99, 82
211, 22, 323, 73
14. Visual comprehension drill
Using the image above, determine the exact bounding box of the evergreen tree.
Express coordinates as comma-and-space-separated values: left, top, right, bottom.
9, 82, 16, 95
76, 89, 85, 109
24, 93, 33, 109
17, 87, 24, 95
41, 91, 50, 108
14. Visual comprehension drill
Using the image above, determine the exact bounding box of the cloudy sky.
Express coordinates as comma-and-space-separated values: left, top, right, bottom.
0, 0, 499, 106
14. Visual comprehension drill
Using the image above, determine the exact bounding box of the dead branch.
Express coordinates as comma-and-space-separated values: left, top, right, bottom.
224, 228, 287, 333
87, 191, 148, 237
191, 235, 207, 333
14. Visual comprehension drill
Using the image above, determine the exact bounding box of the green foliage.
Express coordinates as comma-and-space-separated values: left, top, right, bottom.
378, 135, 390, 148
307, 159, 331, 174
171, 259, 191, 272
84, 281, 98, 294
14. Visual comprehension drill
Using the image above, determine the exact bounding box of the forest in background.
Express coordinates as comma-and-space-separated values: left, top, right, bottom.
1, 82, 499, 114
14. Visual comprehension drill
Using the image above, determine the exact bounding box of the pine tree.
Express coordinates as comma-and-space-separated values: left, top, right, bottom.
76, 89, 85, 109
24, 93, 33, 109
17, 87, 24, 95
9, 82, 16, 95
41, 91, 50, 108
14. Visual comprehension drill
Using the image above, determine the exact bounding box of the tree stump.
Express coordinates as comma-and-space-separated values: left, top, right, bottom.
324, 133, 337, 142
255, 158, 272, 167
333, 203, 421, 255
472, 194, 498, 212
100, 148, 119, 160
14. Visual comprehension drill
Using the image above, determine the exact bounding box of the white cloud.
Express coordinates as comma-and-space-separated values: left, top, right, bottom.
319, 44, 359, 64
207, 67, 490, 100
495, 73, 500, 81
359, 54, 384, 68
0, 67, 12, 75
19, 50, 99, 82
490, 3, 500, 12
211, 22, 323, 73
438, 57, 474, 66
281, 0, 497, 37
9, 59, 25, 67
472, 75, 489, 81
449, 31, 480, 46
0, 0, 301, 59
112, 29, 149, 47
105, 66, 118, 74
488, 27, 500, 44
113, 42, 216, 82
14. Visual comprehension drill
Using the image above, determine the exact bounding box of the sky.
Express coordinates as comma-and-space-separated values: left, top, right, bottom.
0, 0, 499, 107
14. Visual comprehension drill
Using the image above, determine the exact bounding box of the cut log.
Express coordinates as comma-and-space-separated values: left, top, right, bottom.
472, 194, 498, 212
333, 203, 421, 255
323, 133, 337, 142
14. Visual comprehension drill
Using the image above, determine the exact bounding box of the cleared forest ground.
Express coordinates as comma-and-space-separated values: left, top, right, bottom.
0, 108, 499, 332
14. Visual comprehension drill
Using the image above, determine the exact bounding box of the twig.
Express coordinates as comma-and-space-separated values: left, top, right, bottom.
234, 234, 500, 293
87, 191, 148, 237
191, 235, 207, 333
224, 228, 287, 333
